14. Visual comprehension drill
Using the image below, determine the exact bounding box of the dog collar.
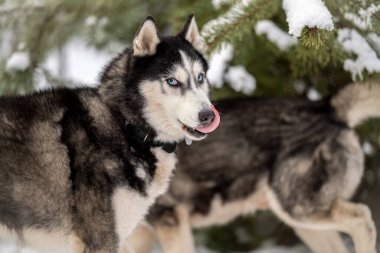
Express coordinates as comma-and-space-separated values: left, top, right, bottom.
126, 124, 177, 154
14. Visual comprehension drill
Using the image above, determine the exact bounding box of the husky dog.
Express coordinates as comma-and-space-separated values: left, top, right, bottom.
126, 83, 380, 253
0, 15, 220, 253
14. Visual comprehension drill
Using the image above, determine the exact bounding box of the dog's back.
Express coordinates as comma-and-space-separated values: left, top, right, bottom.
137, 83, 379, 253
157, 97, 354, 217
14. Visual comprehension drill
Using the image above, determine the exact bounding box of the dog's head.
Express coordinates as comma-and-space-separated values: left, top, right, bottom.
102, 16, 220, 143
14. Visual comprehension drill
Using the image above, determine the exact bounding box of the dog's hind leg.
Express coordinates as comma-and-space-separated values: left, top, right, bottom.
293, 227, 348, 253
268, 189, 377, 253
122, 223, 157, 253
329, 199, 377, 253
156, 204, 195, 253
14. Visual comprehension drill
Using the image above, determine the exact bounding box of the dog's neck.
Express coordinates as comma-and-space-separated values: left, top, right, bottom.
98, 76, 177, 152
125, 124, 177, 153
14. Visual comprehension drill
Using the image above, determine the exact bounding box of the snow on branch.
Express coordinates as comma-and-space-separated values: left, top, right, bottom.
368, 33, 380, 52
344, 4, 380, 31
6, 52, 30, 73
212, 0, 240, 9
207, 43, 256, 95
255, 20, 297, 51
282, 0, 334, 38
208, 43, 234, 88
338, 28, 380, 80
0, 1, 44, 16
225, 65, 256, 94
202, 1, 252, 50
202, 0, 279, 52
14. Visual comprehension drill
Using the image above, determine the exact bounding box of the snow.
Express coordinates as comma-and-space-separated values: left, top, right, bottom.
363, 141, 374, 156
211, 0, 231, 9
5, 52, 30, 72
282, 0, 334, 37
255, 20, 297, 51
85, 15, 97, 26
202, 0, 252, 43
368, 33, 380, 51
293, 81, 306, 94
212, 0, 252, 9
207, 43, 234, 88
307, 88, 321, 101
37, 38, 113, 90
225, 65, 256, 94
0, 29, 14, 58
337, 28, 380, 80
207, 43, 255, 95
344, 4, 380, 30
99, 17, 109, 26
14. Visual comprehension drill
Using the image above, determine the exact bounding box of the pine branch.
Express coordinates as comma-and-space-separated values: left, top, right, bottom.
202, 0, 281, 53
0, 2, 45, 16
299, 27, 331, 49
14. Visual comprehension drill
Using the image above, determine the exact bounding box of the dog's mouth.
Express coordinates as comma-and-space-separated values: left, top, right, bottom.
179, 105, 221, 141
180, 122, 207, 140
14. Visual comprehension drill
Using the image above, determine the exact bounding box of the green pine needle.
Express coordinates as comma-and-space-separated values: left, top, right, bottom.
299, 27, 330, 49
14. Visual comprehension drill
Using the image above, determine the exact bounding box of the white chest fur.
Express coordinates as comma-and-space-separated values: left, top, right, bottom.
0, 223, 71, 252
112, 148, 177, 247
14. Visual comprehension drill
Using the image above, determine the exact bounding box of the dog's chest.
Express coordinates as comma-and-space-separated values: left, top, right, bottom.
112, 148, 177, 244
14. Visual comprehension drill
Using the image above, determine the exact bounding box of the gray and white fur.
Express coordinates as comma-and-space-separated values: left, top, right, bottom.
0, 15, 215, 253
126, 82, 380, 253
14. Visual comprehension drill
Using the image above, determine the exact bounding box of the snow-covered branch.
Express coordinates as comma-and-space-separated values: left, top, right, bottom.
282, 0, 334, 38
338, 28, 380, 80
207, 43, 256, 95
255, 20, 297, 50
344, 4, 380, 31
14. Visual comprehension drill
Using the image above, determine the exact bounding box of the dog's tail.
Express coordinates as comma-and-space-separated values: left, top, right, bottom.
331, 81, 380, 127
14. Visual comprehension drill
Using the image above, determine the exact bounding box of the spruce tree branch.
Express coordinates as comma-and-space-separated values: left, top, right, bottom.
202, 0, 281, 53
0, 3, 45, 16
29, 5, 62, 70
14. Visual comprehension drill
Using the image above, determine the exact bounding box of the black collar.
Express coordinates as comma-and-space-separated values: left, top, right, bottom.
126, 124, 177, 153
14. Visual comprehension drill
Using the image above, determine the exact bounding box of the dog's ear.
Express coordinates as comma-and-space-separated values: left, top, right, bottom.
133, 17, 160, 56
179, 14, 202, 51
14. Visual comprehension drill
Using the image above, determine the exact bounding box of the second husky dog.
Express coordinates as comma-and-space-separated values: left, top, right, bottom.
0, 16, 219, 253
127, 83, 380, 253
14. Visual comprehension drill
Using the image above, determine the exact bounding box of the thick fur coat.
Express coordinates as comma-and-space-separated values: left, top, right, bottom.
0, 16, 216, 253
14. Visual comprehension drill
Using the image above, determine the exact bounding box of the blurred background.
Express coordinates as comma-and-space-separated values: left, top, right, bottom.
0, 0, 379, 252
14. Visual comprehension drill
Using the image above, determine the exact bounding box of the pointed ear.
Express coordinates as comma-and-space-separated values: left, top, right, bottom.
179, 14, 203, 51
133, 17, 160, 56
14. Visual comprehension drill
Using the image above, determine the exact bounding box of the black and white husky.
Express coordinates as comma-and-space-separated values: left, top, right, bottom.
0, 15, 220, 253
127, 83, 380, 253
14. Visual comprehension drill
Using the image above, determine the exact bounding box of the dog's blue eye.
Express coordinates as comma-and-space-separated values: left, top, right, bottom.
198, 73, 204, 83
166, 78, 178, 86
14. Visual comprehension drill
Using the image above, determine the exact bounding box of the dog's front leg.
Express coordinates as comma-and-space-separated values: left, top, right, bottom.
70, 234, 87, 253
156, 204, 195, 253
129, 223, 157, 253
118, 240, 136, 253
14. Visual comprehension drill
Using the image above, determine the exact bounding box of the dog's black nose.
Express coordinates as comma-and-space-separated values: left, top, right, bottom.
198, 109, 215, 125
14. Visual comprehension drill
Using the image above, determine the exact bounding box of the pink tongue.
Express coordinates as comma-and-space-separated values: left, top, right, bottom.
195, 105, 220, 134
